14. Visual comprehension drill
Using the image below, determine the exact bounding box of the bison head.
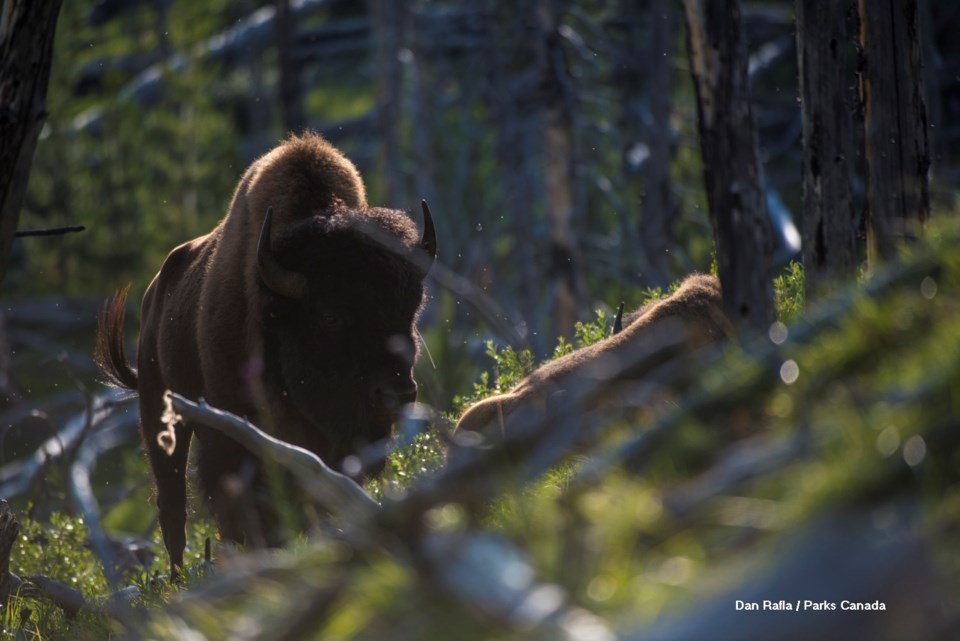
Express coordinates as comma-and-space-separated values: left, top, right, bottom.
257, 202, 436, 468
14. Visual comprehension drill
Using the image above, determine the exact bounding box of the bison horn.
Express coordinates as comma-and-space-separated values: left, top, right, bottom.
419, 200, 437, 272
612, 301, 625, 335
257, 207, 308, 299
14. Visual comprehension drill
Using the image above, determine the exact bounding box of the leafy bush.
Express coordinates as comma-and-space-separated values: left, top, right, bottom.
3, 511, 216, 640
451, 341, 537, 417
774, 261, 805, 322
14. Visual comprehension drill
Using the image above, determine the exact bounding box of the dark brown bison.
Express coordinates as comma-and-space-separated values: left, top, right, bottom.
455, 274, 728, 438
96, 132, 436, 575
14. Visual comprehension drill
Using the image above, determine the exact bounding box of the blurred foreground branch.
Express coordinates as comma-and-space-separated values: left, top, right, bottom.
14, 225, 85, 237
163, 392, 379, 521
165, 390, 616, 639
78, 237, 960, 640
0, 391, 137, 499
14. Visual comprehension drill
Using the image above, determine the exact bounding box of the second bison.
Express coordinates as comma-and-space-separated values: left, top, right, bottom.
96, 132, 436, 575
455, 274, 728, 440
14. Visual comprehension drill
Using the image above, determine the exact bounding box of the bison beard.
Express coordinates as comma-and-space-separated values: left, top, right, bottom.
95, 133, 436, 577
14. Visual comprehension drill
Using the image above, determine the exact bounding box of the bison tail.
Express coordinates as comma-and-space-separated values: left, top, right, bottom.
95, 285, 139, 391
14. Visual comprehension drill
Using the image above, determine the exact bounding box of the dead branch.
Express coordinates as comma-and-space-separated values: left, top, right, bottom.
0, 388, 144, 628
69, 422, 133, 587
21, 574, 86, 618
572, 250, 940, 489
145, 248, 951, 639
0, 391, 137, 500
623, 514, 948, 641
0, 500, 139, 621
13, 225, 85, 237
71, 0, 336, 134
163, 392, 615, 638
163, 392, 379, 520
3, 570, 137, 622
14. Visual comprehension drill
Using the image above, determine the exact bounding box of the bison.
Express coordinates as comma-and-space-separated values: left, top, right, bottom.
455, 274, 728, 439
96, 132, 436, 575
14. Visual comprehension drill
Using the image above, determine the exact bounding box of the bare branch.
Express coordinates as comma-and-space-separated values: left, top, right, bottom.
70, 0, 336, 134
22, 575, 86, 618
163, 390, 617, 638
0, 500, 139, 622
14, 225, 85, 237
68, 409, 142, 588
163, 392, 380, 520
0, 392, 137, 499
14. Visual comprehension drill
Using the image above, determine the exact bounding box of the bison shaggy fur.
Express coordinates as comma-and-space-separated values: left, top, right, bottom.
455, 274, 728, 439
96, 132, 436, 575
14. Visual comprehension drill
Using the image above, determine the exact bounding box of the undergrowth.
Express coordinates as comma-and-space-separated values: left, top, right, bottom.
9, 251, 960, 639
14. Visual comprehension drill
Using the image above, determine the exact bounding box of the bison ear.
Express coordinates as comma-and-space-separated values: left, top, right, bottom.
257, 207, 308, 299
419, 200, 437, 273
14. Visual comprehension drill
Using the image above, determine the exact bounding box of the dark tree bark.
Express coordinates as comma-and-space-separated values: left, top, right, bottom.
641, 0, 680, 287
682, 0, 774, 332
918, 0, 942, 191
858, 0, 931, 264
0, 0, 65, 286
796, 0, 858, 297
275, 0, 306, 134
539, 0, 585, 341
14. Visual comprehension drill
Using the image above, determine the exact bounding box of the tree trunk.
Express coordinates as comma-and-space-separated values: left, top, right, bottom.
0, 0, 65, 287
796, 0, 858, 297
918, 0, 942, 193
641, 0, 679, 287
275, 0, 306, 134
539, 0, 584, 341
857, 0, 931, 264
682, 0, 774, 333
